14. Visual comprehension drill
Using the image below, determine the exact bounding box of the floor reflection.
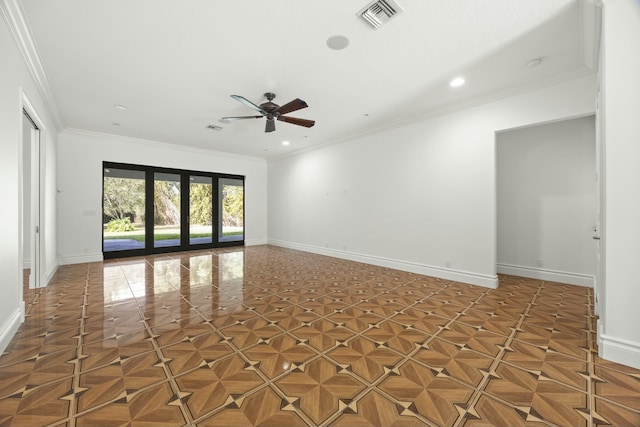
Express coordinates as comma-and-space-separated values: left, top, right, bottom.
218, 251, 245, 305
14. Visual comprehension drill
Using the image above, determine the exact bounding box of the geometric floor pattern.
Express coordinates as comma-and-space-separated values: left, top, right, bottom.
2, 245, 639, 426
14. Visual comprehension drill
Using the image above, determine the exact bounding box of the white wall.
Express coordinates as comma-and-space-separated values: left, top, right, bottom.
497, 116, 596, 286
599, 0, 640, 369
268, 75, 596, 288
0, 4, 59, 354
57, 130, 267, 264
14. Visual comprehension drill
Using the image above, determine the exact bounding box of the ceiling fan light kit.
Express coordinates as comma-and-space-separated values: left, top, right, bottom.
222, 92, 315, 133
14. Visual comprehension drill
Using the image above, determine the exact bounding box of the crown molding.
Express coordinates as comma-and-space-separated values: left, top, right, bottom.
579, 0, 603, 72
0, 0, 63, 131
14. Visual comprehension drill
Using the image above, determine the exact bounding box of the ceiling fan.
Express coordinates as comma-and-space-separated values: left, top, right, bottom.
222, 92, 315, 133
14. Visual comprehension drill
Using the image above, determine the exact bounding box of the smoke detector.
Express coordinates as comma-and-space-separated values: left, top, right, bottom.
357, 0, 403, 29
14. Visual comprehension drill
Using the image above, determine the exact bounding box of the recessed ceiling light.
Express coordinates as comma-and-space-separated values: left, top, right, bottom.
282, 141, 291, 146
113, 104, 127, 110
327, 35, 350, 50
527, 57, 543, 68
450, 77, 465, 87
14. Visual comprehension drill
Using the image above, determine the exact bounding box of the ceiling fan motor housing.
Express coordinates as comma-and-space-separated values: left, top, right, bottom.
260, 101, 279, 114
260, 93, 279, 116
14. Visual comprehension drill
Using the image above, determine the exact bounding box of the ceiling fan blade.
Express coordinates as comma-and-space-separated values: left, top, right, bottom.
221, 115, 263, 121
265, 118, 276, 133
275, 98, 308, 115
231, 95, 267, 115
277, 116, 315, 128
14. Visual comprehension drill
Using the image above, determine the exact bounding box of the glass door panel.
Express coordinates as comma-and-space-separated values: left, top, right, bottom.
154, 172, 181, 248
103, 167, 146, 252
103, 162, 244, 258
218, 178, 244, 243
189, 175, 213, 245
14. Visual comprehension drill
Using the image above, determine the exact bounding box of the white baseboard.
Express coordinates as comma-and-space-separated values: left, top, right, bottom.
0, 305, 24, 356
599, 332, 640, 370
22, 258, 31, 269
268, 239, 499, 289
59, 253, 104, 265
245, 238, 268, 246
497, 263, 594, 287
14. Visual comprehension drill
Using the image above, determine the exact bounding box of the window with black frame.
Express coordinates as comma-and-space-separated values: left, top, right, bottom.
102, 162, 244, 258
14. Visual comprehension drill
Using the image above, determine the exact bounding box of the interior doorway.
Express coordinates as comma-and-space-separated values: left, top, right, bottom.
496, 116, 597, 287
21, 96, 44, 296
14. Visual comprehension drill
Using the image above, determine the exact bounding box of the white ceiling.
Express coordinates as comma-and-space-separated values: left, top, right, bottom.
19, 0, 596, 159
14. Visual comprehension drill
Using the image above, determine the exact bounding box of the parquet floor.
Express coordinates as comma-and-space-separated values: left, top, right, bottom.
1, 245, 639, 426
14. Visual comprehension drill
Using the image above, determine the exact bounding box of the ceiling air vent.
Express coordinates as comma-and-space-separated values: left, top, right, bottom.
357, 0, 403, 29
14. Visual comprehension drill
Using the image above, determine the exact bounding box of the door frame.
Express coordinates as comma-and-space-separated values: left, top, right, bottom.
20, 92, 45, 291
594, 84, 605, 318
